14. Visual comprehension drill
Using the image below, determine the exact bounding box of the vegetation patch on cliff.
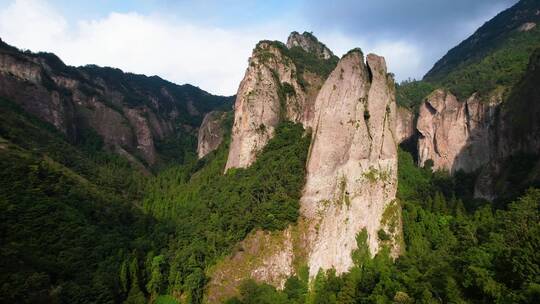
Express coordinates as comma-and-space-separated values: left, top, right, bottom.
142, 121, 310, 302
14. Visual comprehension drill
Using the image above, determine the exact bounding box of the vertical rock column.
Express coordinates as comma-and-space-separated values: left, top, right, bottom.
301, 51, 400, 277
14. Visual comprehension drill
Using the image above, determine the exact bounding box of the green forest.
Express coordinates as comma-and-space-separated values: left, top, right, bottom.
0, 99, 311, 304
225, 150, 540, 304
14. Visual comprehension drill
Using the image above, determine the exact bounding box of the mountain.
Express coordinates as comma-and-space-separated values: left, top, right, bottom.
0, 38, 233, 170
412, 0, 540, 201
423, 0, 540, 99
203, 32, 402, 302
2, 2, 540, 303
397, 0, 540, 110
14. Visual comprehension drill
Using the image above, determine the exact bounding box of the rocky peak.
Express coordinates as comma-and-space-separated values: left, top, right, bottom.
286, 31, 335, 59
208, 48, 401, 301
225, 38, 329, 170
301, 50, 400, 277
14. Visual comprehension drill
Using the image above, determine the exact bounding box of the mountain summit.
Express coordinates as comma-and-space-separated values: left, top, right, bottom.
286, 31, 335, 59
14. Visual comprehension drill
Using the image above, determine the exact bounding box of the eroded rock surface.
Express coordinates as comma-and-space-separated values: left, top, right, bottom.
197, 111, 228, 158
416, 89, 501, 173
0, 39, 231, 168
286, 31, 334, 59
225, 40, 326, 170
396, 106, 414, 143
301, 51, 400, 276
208, 46, 402, 302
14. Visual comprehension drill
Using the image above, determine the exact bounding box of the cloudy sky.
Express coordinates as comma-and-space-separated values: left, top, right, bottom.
0, 0, 518, 95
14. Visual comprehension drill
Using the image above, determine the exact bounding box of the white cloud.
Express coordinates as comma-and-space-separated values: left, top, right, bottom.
319, 31, 425, 82
0, 0, 288, 95
0, 0, 429, 95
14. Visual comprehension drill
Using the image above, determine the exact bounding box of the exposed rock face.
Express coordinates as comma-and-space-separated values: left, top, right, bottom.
519, 22, 536, 32
286, 31, 334, 59
0, 39, 231, 168
301, 51, 400, 276
208, 47, 402, 302
225, 41, 324, 170
396, 106, 414, 143
416, 89, 501, 173
197, 111, 228, 158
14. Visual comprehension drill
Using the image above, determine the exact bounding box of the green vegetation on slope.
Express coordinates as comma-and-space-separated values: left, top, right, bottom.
395, 79, 437, 112
142, 121, 310, 302
0, 98, 173, 303
0, 94, 311, 304
226, 149, 540, 304
255, 40, 339, 89
395, 0, 540, 110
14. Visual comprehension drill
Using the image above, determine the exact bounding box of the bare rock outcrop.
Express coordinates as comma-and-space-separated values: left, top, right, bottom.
0, 39, 231, 168
286, 31, 334, 59
197, 111, 228, 158
417, 89, 501, 173
225, 41, 324, 170
301, 51, 400, 276
208, 49, 402, 303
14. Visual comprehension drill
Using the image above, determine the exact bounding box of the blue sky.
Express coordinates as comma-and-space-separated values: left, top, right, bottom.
0, 0, 518, 95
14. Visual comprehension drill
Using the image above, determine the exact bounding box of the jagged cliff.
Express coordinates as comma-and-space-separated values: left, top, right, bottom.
225, 39, 334, 170
409, 0, 540, 201
301, 51, 400, 276
208, 34, 401, 302
416, 89, 501, 173
286, 31, 334, 60
0, 38, 232, 168
197, 111, 229, 158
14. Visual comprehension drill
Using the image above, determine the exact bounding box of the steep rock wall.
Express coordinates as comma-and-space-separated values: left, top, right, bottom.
416, 89, 501, 173
197, 111, 228, 158
225, 41, 322, 170
301, 51, 400, 276
396, 106, 415, 144
0, 39, 231, 168
207, 49, 402, 302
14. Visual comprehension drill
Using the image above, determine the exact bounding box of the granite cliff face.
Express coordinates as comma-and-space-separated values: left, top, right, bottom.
416, 89, 501, 173
197, 111, 229, 158
415, 49, 540, 200
225, 39, 330, 170
475, 49, 540, 200
286, 31, 334, 59
301, 51, 400, 276
0, 39, 232, 168
208, 35, 401, 302
396, 106, 414, 144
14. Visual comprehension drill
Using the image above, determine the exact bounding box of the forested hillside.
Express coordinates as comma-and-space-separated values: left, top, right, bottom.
225, 150, 540, 304
397, 0, 540, 110
1, 1, 540, 303
0, 97, 169, 303
0, 95, 310, 303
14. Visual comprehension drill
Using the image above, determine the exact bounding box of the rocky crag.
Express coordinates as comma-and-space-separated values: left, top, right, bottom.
197, 111, 230, 158
416, 89, 502, 173
224, 38, 335, 170
207, 33, 402, 302
410, 0, 540, 200
0, 38, 232, 169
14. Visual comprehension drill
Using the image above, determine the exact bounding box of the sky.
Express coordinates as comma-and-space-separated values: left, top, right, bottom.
0, 0, 518, 96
